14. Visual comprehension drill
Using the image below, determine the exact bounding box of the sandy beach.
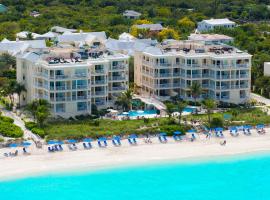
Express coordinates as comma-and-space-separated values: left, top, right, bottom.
1, 129, 270, 180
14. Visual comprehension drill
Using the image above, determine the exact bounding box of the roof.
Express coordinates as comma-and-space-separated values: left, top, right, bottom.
123, 10, 141, 17
188, 34, 233, 42
105, 38, 155, 56
35, 31, 58, 39
16, 31, 41, 39
201, 18, 235, 25
57, 32, 107, 44
0, 40, 46, 55
119, 32, 136, 41
0, 4, 7, 13
135, 24, 164, 31
51, 26, 77, 33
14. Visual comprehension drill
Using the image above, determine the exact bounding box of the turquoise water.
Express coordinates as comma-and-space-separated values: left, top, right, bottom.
120, 107, 196, 117
1, 154, 270, 200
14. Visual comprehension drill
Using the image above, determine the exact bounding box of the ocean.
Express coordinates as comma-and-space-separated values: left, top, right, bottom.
1, 153, 270, 200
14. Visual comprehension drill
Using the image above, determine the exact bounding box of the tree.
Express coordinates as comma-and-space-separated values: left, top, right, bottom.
165, 102, 175, 119
189, 82, 202, 106
177, 17, 195, 33
115, 89, 133, 111
134, 19, 152, 25
202, 98, 216, 125
158, 28, 180, 41
27, 99, 50, 127
14, 83, 26, 108
176, 100, 187, 125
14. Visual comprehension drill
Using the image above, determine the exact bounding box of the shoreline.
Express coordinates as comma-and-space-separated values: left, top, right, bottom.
1, 129, 270, 181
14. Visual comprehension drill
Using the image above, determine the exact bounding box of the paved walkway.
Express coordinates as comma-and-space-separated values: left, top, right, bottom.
251, 93, 270, 106
0, 106, 41, 141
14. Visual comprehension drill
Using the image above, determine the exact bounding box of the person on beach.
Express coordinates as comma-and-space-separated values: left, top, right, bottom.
220, 140, 226, 146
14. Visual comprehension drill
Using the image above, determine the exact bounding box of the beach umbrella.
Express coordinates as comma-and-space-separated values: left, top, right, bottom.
159, 132, 167, 136
47, 140, 57, 145
137, 110, 144, 113
229, 126, 237, 131
83, 138, 92, 142
215, 127, 223, 132
173, 131, 182, 135
67, 139, 77, 144
22, 141, 31, 147
244, 125, 252, 129
9, 143, 18, 148
256, 124, 265, 129
129, 134, 138, 139
122, 112, 129, 115
187, 129, 197, 133
56, 141, 64, 145
98, 137, 107, 142
112, 136, 121, 141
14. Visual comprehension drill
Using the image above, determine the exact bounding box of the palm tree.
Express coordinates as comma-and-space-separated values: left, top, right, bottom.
115, 89, 133, 111
165, 102, 175, 119
176, 100, 187, 125
14, 83, 26, 108
27, 99, 50, 127
202, 98, 216, 125
189, 81, 202, 106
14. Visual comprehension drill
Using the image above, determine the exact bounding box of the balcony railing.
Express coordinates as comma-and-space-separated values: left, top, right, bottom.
236, 64, 248, 68
94, 91, 106, 96
94, 69, 105, 74
157, 83, 172, 88
74, 73, 87, 78
92, 80, 106, 85
76, 85, 88, 89
111, 86, 126, 91
77, 96, 88, 100
111, 65, 126, 70
54, 75, 69, 79
156, 73, 172, 78
110, 76, 126, 81
240, 84, 249, 89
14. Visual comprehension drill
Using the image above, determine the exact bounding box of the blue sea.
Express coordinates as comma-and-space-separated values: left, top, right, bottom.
1, 153, 270, 200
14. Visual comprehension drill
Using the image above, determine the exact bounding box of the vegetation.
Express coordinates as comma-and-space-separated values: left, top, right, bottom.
43, 117, 190, 140
115, 89, 133, 111
26, 99, 50, 127
189, 82, 202, 107
201, 98, 216, 125
0, 114, 23, 138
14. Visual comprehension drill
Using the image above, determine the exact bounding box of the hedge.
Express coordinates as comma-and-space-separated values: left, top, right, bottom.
0, 116, 14, 123
31, 128, 46, 138
0, 121, 23, 138
25, 121, 38, 130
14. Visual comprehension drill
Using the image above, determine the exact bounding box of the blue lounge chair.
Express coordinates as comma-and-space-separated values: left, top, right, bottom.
22, 147, 30, 155
229, 127, 239, 137
256, 124, 265, 134
83, 142, 89, 149
173, 131, 182, 141
58, 144, 63, 151
48, 146, 54, 152
128, 134, 138, 145
112, 136, 121, 146
158, 133, 167, 143
98, 137, 107, 148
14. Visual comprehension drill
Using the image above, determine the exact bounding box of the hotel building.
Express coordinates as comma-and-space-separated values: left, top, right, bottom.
17, 47, 129, 118
134, 40, 252, 104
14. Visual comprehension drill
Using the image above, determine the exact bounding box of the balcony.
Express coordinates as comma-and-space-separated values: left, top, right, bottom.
74, 73, 87, 78
240, 84, 249, 89
55, 97, 70, 102
94, 69, 105, 74
56, 86, 69, 91
111, 65, 126, 70
240, 74, 249, 78
94, 91, 106, 96
216, 75, 230, 79
76, 85, 88, 89
220, 96, 230, 100
35, 72, 48, 78
92, 80, 106, 85
173, 83, 181, 88
231, 85, 239, 89
173, 72, 181, 77
191, 74, 201, 78
54, 75, 69, 79
95, 100, 106, 106
216, 85, 230, 90
156, 73, 172, 78
236, 64, 248, 68
110, 76, 126, 81
158, 83, 172, 88
110, 86, 126, 91
77, 96, 88, 100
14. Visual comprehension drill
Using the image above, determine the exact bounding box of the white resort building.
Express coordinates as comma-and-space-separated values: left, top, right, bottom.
197, 18, 236, 32
16, 45, 129, 118
134, 40, 252, 104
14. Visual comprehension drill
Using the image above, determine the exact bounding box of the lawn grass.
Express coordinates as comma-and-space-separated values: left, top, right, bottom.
44, 117, 190, 140
187, 107, 270, 126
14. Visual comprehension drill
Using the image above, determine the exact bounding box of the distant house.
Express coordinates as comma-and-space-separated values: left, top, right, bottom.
197, 18, 236, 32
51, 26, 77, 34
0, 4, 7, 13
134, 24, 164, 32
123, 10, 141, 19
188, 33, 234, 44
30, 11, 40, 18
264, 62, 270, 76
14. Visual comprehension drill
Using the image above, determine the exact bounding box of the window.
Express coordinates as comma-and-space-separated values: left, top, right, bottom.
77, 102, 87, 111
56, 103, 65, 113
75, 68, 87, 77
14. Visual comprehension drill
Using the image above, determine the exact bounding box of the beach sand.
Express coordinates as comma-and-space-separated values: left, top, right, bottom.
1, 129, 270, 180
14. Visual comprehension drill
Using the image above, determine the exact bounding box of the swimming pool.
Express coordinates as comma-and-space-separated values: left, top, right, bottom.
183, 107, 197, 113
120, 110, 157, 117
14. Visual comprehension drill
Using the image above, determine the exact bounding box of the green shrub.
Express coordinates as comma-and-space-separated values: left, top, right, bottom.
25, 121, 38, 130
0, 137, 4, 142
210, 117, 224, 128
0, 122, 23, 138
31, 128, 46, 138
0, 116, 14, 123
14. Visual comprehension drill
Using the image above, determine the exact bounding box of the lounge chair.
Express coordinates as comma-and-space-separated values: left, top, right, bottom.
48, 146, 54, 152
23, 147, 30, 155
58, 144, 63, 151
230, 129, 239, 137
12, 150, 18, 157
83, 142, 90, 149
3, 153, 9, 157
88, 142, 92, 148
